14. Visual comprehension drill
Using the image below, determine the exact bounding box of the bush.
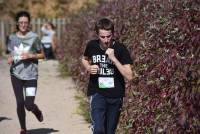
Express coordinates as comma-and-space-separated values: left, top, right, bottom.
59, 0, 200, 133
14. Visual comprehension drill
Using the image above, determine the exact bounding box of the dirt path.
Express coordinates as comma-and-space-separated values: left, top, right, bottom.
0, 59, 92, 134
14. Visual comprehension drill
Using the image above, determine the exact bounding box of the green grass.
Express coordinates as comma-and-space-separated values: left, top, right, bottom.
57, 62, 71, 78
58, 61, 91, 123
74, 91, 91, 123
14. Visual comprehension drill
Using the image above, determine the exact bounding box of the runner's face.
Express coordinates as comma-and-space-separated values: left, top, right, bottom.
17, 16, 30, 33
46, 23, 52, 30
98, 29, 113, 49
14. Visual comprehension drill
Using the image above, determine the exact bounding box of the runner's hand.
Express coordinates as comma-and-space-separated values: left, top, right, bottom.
7, 56, 13, 65
105, 48, 116, 62
21, 52, 36, 59
88, 65, 99, 74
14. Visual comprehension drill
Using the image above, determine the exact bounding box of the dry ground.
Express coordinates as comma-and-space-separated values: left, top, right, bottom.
0, 59, 91, 134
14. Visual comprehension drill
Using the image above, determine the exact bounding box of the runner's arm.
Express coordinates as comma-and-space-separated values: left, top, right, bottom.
81, 56, 99, 75
106, 48, 133, 81
112, 58, 133, 81
21, 50, 45, 60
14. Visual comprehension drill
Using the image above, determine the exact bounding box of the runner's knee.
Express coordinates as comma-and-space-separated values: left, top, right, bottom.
24, 102, 34, 111
16, 101, 24, 109
93, 126, 104, 134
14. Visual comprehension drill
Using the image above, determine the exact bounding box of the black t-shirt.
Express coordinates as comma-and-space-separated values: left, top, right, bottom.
84, 39, 132, 98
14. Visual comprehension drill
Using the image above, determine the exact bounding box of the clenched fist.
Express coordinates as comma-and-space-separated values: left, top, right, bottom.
88, 65, 99, 75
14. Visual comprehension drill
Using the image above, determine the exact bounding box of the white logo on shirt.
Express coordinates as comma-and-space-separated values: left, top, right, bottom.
13, 43, 30, 61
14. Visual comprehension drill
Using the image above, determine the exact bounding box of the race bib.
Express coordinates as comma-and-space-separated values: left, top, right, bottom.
43, 43, 51, 48
98, 77, 114, 89
26, 87, 36, 96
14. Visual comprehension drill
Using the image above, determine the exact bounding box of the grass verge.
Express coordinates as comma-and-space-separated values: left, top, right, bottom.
74, 91, 91, 123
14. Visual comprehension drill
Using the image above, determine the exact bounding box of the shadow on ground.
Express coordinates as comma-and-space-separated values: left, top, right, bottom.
0, 116, 12, 122
28, 128, 59, 134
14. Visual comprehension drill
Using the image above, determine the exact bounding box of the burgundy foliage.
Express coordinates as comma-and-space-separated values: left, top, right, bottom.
58, 0, 200, 133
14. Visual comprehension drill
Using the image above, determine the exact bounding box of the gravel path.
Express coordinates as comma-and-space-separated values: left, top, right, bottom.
0, 59, 91, 134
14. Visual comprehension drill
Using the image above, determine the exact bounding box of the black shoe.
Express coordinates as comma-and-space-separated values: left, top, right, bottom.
33, 109, 43, 122
20, 129, 26, 134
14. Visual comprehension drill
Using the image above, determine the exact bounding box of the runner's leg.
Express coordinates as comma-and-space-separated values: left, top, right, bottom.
90, 93, 106, 134
24, 80, 43, 122
11, 75, 26, 130
106, 98, 123, 134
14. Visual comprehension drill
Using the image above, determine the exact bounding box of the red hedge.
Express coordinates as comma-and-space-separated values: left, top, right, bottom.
59, 0, 200, 133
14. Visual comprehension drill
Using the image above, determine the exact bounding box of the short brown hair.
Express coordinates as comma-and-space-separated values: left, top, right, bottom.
95, 18, 114, 34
